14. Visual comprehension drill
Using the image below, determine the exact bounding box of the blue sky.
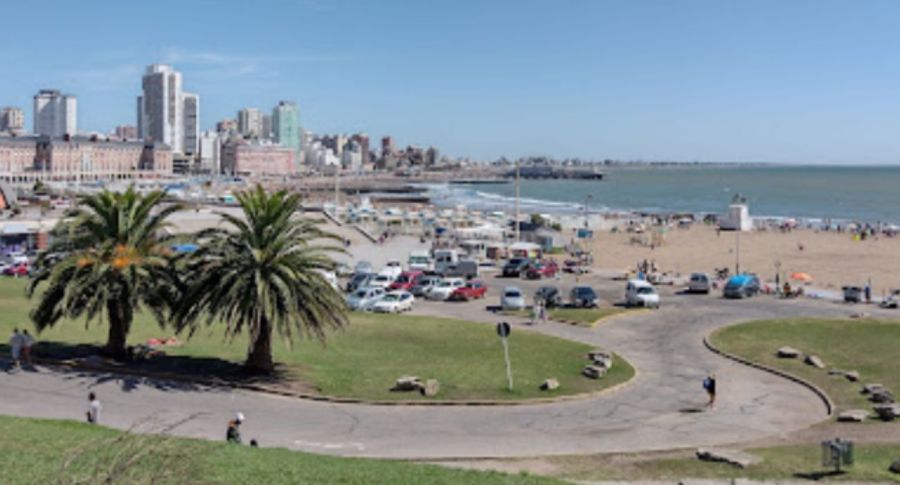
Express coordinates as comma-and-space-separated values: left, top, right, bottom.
3, 0, 900, 163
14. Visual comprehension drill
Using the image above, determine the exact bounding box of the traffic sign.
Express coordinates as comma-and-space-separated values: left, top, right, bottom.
496, 322, 511, 338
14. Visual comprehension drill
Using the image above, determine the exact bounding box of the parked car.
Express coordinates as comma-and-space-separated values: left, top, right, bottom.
500, 286, 526, 310
368, 274, 395, 289
502, 258, 531, 277
534, 286, 562, 308
411, 275, 442, 297
346, 272, 373, 292
372, 291, 415, 313
688, 272, 711, 294
626, 279, 660, 308
723, 274, 761, 299
525, 260, 559, 280
335, 263, 354, 278
440, 260, 479, 279
346, 286, 386, 311
3, 262, 30, 277
570, 286, 599, 308
426, 278, 466, 300
379, 260, 404, 279
449, 280, 487, 301
389, 271, 424, 291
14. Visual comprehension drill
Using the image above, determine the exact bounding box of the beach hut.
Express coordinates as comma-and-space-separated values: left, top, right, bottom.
719, 199, 752, 231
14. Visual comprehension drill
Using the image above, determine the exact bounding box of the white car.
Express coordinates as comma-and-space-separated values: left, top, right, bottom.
501, 286, 526, 310
688, 272, 711, 294
372, 291, 415, 313
346, 286, 386, 311
379, 260, 404, 280
368, 274, 395, 289
426, 278, 466, 300
411, 275, 442, 297
626, 279, 660, 308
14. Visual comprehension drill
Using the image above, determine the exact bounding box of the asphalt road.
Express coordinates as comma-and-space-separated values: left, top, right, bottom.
0, 241, 893, 459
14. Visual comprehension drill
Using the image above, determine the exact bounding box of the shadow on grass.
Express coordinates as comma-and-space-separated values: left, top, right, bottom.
794, 470, 846, 480
0, 341, 292, 394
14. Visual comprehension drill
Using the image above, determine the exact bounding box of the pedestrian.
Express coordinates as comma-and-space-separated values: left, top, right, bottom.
20, 330, 34, 367
539, 301, 547, 324
227, 412, 244, 444
865, 280, 872, 304
8, 328, 23, 369
703, 374, 717, 409
86, 392, 101, 424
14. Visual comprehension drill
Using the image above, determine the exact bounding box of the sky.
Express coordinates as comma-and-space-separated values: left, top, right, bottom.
2, 0, 900, 164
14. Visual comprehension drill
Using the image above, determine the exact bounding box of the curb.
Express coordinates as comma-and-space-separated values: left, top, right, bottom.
24, 351, 638, 408
702, 335, 834, 416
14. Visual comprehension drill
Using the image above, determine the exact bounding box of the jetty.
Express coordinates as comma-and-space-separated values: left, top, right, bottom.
503, 166, 604, 180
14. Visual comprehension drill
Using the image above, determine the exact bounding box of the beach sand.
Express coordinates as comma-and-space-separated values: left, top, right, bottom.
589, 225, 900, 295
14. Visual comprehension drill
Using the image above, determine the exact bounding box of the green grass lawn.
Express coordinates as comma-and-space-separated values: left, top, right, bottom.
548, 308, 624, 327
0, 415, 561, 485
549, 443, 900, 482
0, 278, 633, 401
710, 318, 900, 414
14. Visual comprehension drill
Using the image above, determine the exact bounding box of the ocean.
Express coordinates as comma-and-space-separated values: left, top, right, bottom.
425, 165, 900, 223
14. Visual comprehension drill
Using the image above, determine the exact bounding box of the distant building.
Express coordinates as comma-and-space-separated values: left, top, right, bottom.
221, 139, 296, 176
426, 146, 440, 166
261, 114, 273, 140
137, 64, 197, 156
237, 108, 263, 137
33, 90, 77, 137
113, 125, 138, 140
0, 135, 172, 183
182, 93, 199, 156
216, 118, 238, 135
198, 131, 221, 174
341, 141, 363, 171
0, 107, 25, 134
351, 133, 370, 167
272, 101, 301, 155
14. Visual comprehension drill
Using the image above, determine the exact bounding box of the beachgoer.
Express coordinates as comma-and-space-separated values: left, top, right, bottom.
783, 281, 791, 297
86, 392, 101, 424
20, 330, 34, 366
8, 329, 23, 369
703, 374, 717, 409
865, 281, 872, 303
227, 413, 244, 444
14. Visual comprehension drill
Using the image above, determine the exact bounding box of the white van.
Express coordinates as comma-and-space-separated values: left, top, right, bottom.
407, 250, 433, 272
433, 249, 459, 274
626, 279, 660, 308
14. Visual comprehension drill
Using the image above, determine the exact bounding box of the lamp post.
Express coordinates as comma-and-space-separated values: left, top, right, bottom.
735, 229, 741, 275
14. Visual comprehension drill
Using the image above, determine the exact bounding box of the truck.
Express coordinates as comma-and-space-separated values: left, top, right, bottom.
433, 249, 459, 275
407, 250, 433, 272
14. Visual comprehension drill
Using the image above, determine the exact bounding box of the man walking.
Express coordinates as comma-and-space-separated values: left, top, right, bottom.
86, 392, 101, 424
8, 329, 23, 369
20, 330, 34, 367
703, 374, 717, 410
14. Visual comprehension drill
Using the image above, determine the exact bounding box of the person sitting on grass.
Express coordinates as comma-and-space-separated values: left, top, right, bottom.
227, 413, 244, 444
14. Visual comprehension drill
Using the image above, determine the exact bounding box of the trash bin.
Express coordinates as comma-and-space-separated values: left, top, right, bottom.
842, 286, 863, 303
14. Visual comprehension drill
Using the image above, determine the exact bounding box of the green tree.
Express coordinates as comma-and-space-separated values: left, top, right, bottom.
176, 185, 347, 374
27, 187, 183, 358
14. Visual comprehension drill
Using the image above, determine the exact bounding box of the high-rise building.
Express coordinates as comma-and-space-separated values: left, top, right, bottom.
272, 101, 301, 154
0, 107, 25, 134
237, 108, 263, 137
199, 130, 221, 174
33, 90, 77, 137
183, 93, 199, 156
351, 133, 370, 166
261, 114, 273, 140
216, 118, 238, 135
137, 64, 197, 155
381, 136, 394, 156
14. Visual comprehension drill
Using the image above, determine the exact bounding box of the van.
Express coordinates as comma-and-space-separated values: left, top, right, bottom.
433, 249, 459, 274
441, 260, 478, 279
688, 272, 711, 294
626, 280, 660, 308
407, 250, 433, 272
723, 274, 760, 299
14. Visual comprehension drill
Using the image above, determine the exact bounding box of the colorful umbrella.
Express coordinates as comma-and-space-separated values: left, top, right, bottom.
790, 272, 813, 282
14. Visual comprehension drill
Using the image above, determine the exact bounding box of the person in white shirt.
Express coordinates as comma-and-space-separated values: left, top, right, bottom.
8, 329, 23, 369
86, 392, 101, 424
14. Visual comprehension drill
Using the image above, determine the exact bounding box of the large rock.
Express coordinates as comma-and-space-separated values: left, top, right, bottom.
696, 448, 762, 468
837, 409, 869, 422
391, 376, 422, 392
862, 383, 886, 395
420, 379, 440, 397
844, 371, 860, 382
805, 354, 826, 369
582, 365, 606, 379
890, 459, 900, 474
871, 390, 896, 404
873, 404, 900, 421
540, 378, 560, 391
776, 346, 802, 358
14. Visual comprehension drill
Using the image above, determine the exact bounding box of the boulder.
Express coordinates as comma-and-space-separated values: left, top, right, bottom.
873, 404, 900, 421
804, 355, 826, 369
540, 378, 560, 391
420, 379, 440, 397
871, 390, 896, 404
837, 409, 869, 422
862, 383, 886, 395
890, 459, 900, 474
776, 346, 802, 358
849, 311, 870, 319
591, 354, 614, 369
582, 365, 606, 380
391, 376, 422, 392
844, 371, 860, 382
695, 448, 762, 469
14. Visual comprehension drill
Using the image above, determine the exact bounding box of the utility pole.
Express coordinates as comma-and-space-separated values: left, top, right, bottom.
334, 165, 340, 208
514, 160, 520, 242
735, 229, 741, 275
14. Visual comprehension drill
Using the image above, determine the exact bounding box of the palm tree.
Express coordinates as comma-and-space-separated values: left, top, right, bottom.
176, 185, 347, 374
28, 187, 183, 359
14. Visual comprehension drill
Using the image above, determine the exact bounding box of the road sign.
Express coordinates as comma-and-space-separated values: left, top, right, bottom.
496, 322, 511, 338
497, 322, 513, 391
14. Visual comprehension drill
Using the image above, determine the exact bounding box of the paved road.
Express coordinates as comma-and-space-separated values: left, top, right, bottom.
1, 244, 893, 459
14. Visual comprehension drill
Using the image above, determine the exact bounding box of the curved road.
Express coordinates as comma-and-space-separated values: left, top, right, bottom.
3, 282, 884, 459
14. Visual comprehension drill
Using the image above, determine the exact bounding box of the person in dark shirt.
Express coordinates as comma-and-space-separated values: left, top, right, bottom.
703, 374, 717, 410
226, 412, 244, 444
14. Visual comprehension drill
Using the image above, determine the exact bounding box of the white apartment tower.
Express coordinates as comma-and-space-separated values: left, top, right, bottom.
33, 90, 77, 137
137, 64, 198, 156
237, 108, 263, 137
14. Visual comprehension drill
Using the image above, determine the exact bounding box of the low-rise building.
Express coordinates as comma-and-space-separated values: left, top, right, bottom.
221, 139, 296, 177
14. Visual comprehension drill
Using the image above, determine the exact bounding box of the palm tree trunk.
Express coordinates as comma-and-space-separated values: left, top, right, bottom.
104, 300, 129, 359
245, 314, 274, 373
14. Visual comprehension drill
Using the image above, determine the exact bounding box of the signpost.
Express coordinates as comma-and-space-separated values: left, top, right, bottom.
497, 322, 513, 391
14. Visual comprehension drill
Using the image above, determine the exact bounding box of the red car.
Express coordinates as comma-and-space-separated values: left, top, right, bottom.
525, 260, 559, 279
389, 271, 423, 291
4, 263, 30, 277
449, 280, 487, 301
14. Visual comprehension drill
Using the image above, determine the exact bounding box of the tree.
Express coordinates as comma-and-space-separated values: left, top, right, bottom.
27, 187, 182, 359
176, 185, 348, 374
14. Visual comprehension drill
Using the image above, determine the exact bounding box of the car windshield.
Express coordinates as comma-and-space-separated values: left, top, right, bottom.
410, 256, 429, 263
382, 294, 400, 301
507, 258, 523, 265
353, 289, 367, 298
575, 287, 594, 296
637, 287, 656, 295
396, 275, 410, 283
505, 290, 522, 298
438, 281, 453, 287
375, 275, 390, 281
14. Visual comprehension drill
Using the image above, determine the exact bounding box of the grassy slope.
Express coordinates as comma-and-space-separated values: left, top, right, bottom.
0, 278, 633, 401
548, 308, 624, 326
0, 416, 561, 485
710, 318, 900, 413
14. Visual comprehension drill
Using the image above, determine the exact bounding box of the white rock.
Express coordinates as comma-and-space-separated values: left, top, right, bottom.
776, 346, 802, 358
837, 409, 869, 422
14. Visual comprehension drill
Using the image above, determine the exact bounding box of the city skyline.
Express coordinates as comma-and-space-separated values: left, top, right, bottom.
3, 1, 900, 163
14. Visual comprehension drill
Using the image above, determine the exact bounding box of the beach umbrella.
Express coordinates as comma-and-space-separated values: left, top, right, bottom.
790, 272, 813, 282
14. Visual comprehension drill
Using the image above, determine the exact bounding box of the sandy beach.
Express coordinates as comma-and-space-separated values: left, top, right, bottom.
590, 224, 900, 295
